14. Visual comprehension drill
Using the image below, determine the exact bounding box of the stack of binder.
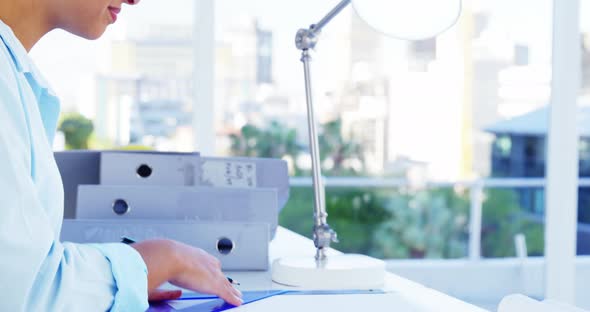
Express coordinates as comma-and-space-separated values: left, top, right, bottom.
56, 151, 290, 271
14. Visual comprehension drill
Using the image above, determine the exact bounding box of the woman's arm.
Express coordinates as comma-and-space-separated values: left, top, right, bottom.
0, 71, 241, 310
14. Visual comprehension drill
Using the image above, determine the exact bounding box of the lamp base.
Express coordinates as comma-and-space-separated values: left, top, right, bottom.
271, 254, 386, 289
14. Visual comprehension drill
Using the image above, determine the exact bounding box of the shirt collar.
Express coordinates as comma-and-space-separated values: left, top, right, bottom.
0, 19, 61, 143
0, 19, 55, 95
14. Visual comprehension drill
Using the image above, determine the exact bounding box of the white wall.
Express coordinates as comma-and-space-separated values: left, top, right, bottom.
387, 257, 590, 311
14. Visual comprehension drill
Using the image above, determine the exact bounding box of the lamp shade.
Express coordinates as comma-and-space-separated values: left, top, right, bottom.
351, 0, 462, 40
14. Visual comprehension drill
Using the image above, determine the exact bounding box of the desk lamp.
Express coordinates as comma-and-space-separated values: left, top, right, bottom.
271, 0, 462, 288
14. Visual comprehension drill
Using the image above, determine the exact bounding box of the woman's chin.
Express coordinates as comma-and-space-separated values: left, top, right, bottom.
83, 28, 107, 40
65, 26, 107, 41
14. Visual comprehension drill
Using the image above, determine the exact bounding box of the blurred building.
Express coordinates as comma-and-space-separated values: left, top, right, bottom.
256, 26, 273, 84
336, 12, 390, 175
93, 1, 568, 181
216, 19, 273, 127
95, 20, 276, 151
470, 0, 553, 178
329, 9, 473, 179
486, 105, 590, 254
94, 24, 194, 148
583, 33, 590, 92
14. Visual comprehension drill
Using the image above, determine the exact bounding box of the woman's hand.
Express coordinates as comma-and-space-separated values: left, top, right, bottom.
148, 289, 182, 302
130, 239, 243, 306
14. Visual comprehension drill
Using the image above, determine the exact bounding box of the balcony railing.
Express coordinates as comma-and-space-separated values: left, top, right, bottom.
289, 177, 590, 260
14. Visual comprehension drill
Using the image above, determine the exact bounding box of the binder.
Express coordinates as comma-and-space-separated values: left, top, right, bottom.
100, 151, 201, 186
76, 185, 279, 239
54, 151, 290, 218
60, 219, 270, 271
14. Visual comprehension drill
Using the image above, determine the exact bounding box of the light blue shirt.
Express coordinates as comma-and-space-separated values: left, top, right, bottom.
0, 20, 148, 311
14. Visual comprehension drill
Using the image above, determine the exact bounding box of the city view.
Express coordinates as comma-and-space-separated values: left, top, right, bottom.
30, 0, 590, 262
25, 0, 590, 308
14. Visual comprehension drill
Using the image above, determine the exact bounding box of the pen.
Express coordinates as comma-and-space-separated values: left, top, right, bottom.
227, 277, 240, 286
120, 236, 136, 245
120, 236, 241, 286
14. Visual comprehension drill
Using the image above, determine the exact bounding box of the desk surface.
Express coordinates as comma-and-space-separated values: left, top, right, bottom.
219, 227, 489, 312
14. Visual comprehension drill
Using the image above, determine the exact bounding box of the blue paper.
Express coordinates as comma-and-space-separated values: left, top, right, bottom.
147, 290, 288, 312
147, 289, 385, 311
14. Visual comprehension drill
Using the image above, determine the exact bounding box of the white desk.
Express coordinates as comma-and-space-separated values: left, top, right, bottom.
223, 227, 489, 312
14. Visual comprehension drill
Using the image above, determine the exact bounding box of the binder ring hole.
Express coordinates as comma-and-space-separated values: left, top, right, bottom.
216, 237, 234, 255
113, 199, 130, 215
137, 164, 153, 178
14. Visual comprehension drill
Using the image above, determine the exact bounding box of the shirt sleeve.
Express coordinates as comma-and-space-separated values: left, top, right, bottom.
0, 71, 149, 311
90, 243, 150, 312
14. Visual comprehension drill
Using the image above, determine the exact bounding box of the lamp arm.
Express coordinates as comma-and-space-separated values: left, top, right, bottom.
296, 0, 351, 51
312, 0, 352, 37
295, 0, 350, 261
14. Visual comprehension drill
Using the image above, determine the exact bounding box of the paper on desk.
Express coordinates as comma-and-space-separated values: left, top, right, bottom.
145, 290, 288, 312
167, 299, 218, 310
166, 290, 385, 311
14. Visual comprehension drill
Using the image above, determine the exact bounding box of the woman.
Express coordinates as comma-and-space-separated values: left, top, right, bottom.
0, 0, 242, 310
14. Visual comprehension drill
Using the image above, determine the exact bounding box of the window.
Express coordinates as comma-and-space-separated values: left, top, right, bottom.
31, 0, 559, 261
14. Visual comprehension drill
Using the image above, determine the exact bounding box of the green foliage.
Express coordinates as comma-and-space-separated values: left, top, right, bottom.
230, 118, 365, 177
319, 119, 364, 176
236, 120, 544, 259
481, 189, 544, 257
58, 113, 94, 150
229, 121, 301, 159
372, 188, 469, 259
279, 188, 315, 239
279, 187, 391, 255
281, 187, 544, 260
117, 145, 154, 151
325, 188, 391, 254
86, 135, 115, 150
281, 187, 470, 259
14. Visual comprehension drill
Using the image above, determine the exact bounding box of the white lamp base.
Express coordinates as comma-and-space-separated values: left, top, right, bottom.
271, 254, 386, 289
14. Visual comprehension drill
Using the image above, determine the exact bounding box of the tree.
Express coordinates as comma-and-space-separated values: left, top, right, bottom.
233, 119, 389, 255
229, 121, 301, 159
58, 113, 94, 150
279, 187, 391, 255
481, 189, 544, 257
319, 118, 365, 176
230, 119, 366, 176
372, 188, 469, 259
